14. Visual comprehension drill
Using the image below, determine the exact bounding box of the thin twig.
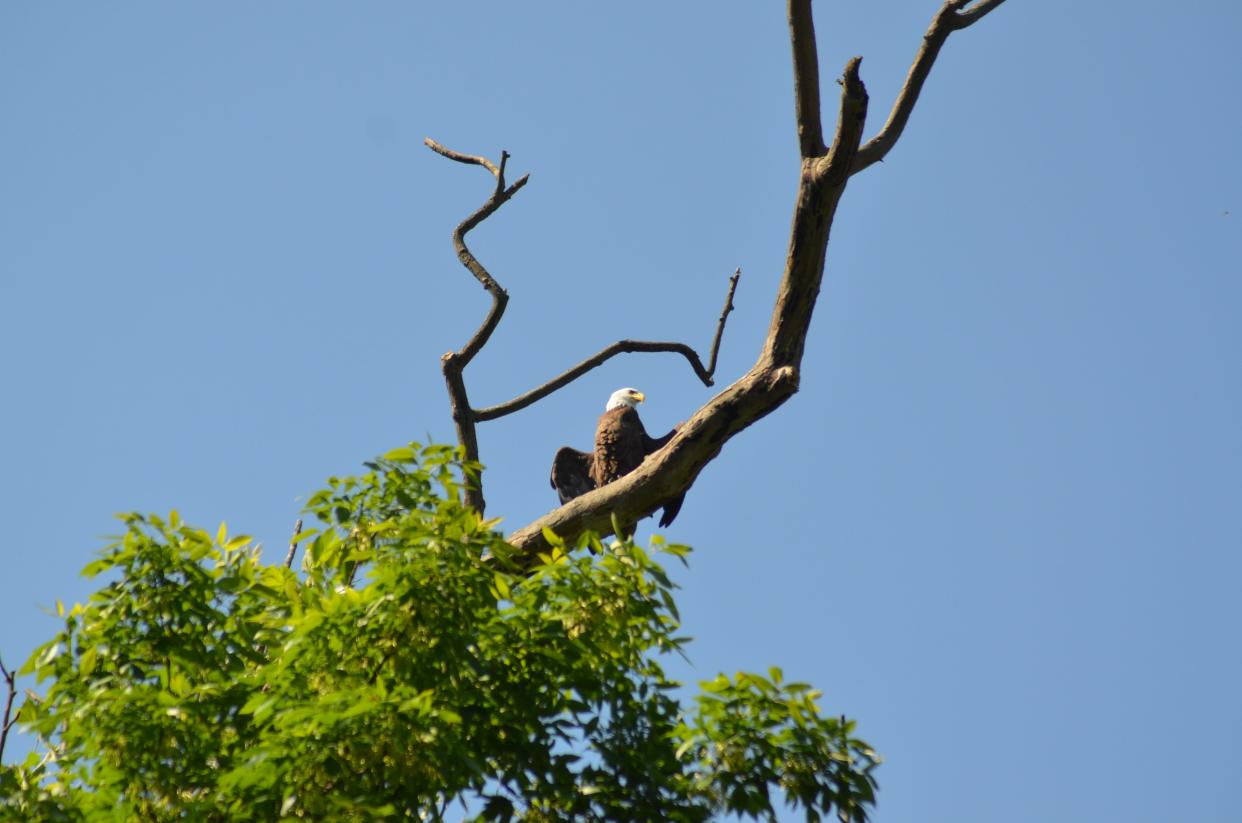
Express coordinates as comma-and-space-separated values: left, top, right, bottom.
852, 0, 1009, 175
705, 268, 741, 378
954, 0, 1008, 27
474, 270, 740, 421
424, 138, 499, 176
0, 655, 16, 763
283, 519, 303, 569
475, 342, 709, 422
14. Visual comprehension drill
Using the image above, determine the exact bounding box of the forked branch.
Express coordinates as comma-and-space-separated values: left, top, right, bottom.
852, 0, 1010, 174
427, 138, 528, 513
428, 140, 741, 514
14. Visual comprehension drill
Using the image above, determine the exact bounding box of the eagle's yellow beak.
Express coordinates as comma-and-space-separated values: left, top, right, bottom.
633, 391, 645, 403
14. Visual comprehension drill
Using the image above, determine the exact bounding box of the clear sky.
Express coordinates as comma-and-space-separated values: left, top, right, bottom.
2, 2, 1240, 820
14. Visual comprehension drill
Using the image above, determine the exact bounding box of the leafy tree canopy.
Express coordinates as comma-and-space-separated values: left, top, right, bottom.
1, 445, 877, 821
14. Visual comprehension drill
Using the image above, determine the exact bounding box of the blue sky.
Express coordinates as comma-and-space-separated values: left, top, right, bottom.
2, 2, 1240, 820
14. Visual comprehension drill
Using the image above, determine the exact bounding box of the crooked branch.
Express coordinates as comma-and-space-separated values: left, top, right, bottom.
852, 0, 1009, 175
706, 267, 742, 377
427, 138, 529, 513
426, 139, 529, 366
473, 270, 740, 422
424, 140, 501, 175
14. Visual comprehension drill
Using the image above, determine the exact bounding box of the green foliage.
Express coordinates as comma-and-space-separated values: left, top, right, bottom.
1, 445, 878, 821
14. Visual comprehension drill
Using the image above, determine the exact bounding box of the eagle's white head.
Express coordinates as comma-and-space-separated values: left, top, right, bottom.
606, 387, 645, 411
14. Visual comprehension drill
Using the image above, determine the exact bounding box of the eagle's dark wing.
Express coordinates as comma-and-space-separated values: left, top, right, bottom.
657, 491, 685, 528
643, 427, 675, 453
550, 446, 595, 504
646, 426, 684, 527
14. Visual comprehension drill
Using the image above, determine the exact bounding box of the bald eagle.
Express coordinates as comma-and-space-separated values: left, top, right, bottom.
550, 387, 685, 528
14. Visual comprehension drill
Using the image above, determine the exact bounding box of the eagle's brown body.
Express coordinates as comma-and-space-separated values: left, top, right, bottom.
590, 406, 669, 488
550, 400, 684, 528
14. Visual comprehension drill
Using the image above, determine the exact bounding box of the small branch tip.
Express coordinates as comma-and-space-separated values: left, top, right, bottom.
851, 0, 1007, 175
283, 519, 303, 569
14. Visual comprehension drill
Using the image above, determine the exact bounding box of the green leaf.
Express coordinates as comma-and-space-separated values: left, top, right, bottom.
382, 446, 417, 462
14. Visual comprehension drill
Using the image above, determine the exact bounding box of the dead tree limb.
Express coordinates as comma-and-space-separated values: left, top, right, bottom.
429, 138, 740, 513
427, 138, 528, 513
706, 268, 742, 378
474, 270, 740, 422
788, 0, 826, 158
505, 0, 1008, 560
853, 0, 1010, 175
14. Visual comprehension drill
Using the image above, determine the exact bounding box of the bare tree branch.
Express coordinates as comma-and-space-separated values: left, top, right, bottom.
474, 270, 741, 422
852, 0, 1009, 175
476, 343, 707, 422
427, 139, 530, 512
789, 0, 826, 158
443, 161, 529, 366
954, 0, 1008, 27
428, 140, 742, 513
424, 138, 500, 176
283, 519, 303, 570
705, 268, 742, 378
0, 654, 16, 763
763, 55, 866, 369
825, 58, 870, 184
